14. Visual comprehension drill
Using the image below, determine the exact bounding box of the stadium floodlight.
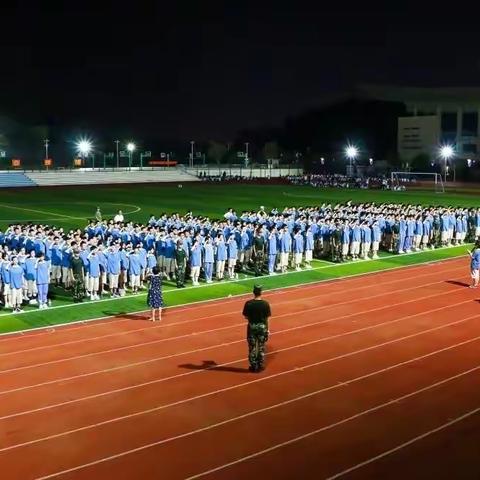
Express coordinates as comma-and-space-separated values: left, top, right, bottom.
440, 145, 454, 160
77, 139, 92, 157
439, 144, 455, 182
345, 145, 358, 160
127, 142, 136, 152
467, 158, 472, 168
369, 157, 373, 165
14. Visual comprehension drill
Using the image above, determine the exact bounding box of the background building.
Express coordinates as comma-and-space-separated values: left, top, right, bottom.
359, 85, 480, 163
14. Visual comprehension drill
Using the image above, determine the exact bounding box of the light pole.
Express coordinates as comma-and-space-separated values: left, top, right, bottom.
440, 145, 454, 183
127, 142, 136, 170
44, 139, 49, 160
114, 140, 120, 168
245, 142, 249, 165
345, 144, 358, 176
190, 141, 195, 168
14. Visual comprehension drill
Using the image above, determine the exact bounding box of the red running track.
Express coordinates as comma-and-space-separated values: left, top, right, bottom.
0, 257, 479, 480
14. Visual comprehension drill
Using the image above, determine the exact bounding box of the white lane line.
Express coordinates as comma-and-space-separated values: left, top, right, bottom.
325, 408, 480, 479
0, 284, 472, 396
1, 303, 477, 426
184, 363, 480, 480
32, 330, 480, 479
0, 264, 464, 358
0, 271, 467, 374
0, 246, 468, 328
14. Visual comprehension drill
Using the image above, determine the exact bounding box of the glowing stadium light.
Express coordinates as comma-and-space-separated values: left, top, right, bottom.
440, 145, 454, 160
467, 158, 472, 168
127, 142, 136, 152
320, 157, 325, 165
439, 144, 455, 182
76, 139, 92, 156
369, 157, 373, 165
345, 145, 358, 160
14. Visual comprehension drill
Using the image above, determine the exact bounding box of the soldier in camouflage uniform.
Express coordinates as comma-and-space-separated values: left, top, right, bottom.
252, 229, 266, 276
242, 285, 272, 372
174, 241, 187, 288
331, 223, 342, 262
70, 250, 85, 302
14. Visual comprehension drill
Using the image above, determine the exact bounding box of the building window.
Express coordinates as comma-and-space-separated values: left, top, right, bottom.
462, 112, 478, 136
441, 112, 457, 133
463, 143, 477, 154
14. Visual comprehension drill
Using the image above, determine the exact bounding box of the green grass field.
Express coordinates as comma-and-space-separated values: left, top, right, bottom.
0, 182, 478, 335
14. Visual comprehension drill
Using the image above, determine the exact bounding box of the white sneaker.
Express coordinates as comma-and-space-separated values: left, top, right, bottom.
295, 267, 301, 271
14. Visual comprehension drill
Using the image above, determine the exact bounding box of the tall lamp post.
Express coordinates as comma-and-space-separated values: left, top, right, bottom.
44, 139, 49, 161
127, 142, 136, 170
440, 145, 454, 183
190, 141, 195, 168
345, 144, 358, 176
114, 140, 120, 168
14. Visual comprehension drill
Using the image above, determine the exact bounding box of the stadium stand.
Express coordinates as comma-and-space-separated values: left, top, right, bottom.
0, 172, 38, 188
23, 168, 199, 187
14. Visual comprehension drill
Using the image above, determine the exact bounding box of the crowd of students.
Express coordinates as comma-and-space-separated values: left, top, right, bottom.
287, 174, 390, 189
0, 203, 477, 311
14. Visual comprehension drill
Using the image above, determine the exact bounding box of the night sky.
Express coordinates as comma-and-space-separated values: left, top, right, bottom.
1, 2, 479, 142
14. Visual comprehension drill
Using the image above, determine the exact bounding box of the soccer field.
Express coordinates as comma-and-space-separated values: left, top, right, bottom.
0, 183, 479, 230
0, 182, 477, 334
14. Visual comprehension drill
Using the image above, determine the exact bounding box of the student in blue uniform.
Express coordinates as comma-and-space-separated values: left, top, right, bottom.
1, 254, 11, 309
106, 245, 121, 298
293, 229, 304, 271
128, 247, 142, 294
203, 237, 215, 283
87, 247, 101, 301
304, 226, 314, 269
215, 234, 227, 280
227, 234, 238, 280
190, 240, 202, 285
267, 228, 278, 275
36, 253, 50, 309
23, 250, 38, 302
469, 240, 480, 288
10, 257, 24, 313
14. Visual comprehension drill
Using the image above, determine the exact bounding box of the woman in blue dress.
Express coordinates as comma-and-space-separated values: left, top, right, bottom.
147, 266, 163, 321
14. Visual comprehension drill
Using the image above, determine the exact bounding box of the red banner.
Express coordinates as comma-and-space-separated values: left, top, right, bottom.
11, 158, 21, 168
148, 160, 177, 166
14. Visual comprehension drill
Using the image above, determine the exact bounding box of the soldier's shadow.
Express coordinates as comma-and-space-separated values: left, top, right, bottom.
178, 360, 250, 373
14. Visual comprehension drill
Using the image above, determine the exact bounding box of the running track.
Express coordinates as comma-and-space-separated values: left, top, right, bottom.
1, 257, 479, 479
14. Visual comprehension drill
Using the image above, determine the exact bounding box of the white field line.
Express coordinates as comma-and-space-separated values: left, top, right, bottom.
0, 282, 472, 396
1, 301, 477, 424
27, 326, 480, 478
0, 271, 468, 374
0, 264, 465, 358
0, 245, 468, 330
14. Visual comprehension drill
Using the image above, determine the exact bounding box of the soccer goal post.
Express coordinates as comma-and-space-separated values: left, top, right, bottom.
390, 171, 444, 193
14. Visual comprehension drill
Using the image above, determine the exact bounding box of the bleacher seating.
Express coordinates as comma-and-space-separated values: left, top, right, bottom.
0, 172, 38, 188
23, 169, 199, 187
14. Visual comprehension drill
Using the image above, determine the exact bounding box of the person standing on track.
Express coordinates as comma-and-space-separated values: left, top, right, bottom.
147, 266, 163, 322
242, 284, 272, 373
469, 240, 480, 289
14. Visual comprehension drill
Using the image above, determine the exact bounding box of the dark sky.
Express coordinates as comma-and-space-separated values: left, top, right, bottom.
1, 2, 480, 141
